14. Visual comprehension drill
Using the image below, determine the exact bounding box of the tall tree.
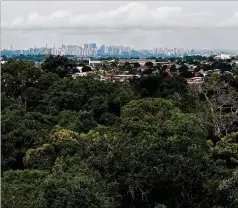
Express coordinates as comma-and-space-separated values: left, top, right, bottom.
41, 55, 78, 78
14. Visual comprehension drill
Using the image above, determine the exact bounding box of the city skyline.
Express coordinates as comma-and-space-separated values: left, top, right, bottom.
3, 42, 238, 58
2, 1, 238, 50
3, 42, 238, 53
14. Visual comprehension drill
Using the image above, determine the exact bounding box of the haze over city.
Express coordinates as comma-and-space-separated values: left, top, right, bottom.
1, 1, 238, 50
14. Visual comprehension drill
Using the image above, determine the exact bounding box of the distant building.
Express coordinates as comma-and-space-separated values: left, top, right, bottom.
186, 77, 204, 85
76, 66, 84, 73
1, 60, 6, 65
89, 43, 97, 49
72, 72, 88, 78
89, 60, 101, 67
214, 54, 233, 60
84, 43, 89, 50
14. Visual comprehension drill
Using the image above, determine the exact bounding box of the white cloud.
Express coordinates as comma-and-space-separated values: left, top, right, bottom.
51, 10, 72, 19
12, 17, 24, 27
2, 2, 237, 31
219, 11, 238, 27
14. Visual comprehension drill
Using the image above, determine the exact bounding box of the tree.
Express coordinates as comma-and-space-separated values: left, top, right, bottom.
145, 62, 154, 68
178, 64, 193, 78
37, 72, 61, 91
170, 64, 177, 72
99, 61, 111, 72
112, 99, 213, 207
161, 65, 168, 73
99, 112, 121, 126
111, 59, 120, 73
58, 110, 97, 133
129, 68, 138, 75
82, 65, 92, 72
39, 157, 115, 208
212, 61, 232, 73
130, 74, 187, 99
1, 169, 49, 208
213, 132, 238, 170
201, 63, 212, 72
3, 156, 116, 208
41, 55, 78, 78
1, 59, 42, 108
121, 98, 179, 136
202, 73, 238, 137
216, 170, 238, 208
134, 62, 141, 68
1, 106, 52, 171
124, 62, 132, 71
41, 77, 136, 118
24, 129, 81, 170
3, 57, 238, 208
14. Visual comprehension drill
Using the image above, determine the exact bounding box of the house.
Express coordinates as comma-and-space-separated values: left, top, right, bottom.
89, 60, 101, 67
137, 66, 153, 74
102, 74, 140, 82
214, 54, 233, 60
232, 60, 238, 70
186, 77, 204, 85
76, 66, 83, 73
72, 72, 88, 78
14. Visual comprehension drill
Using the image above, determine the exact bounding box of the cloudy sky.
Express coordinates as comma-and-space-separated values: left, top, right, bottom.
1, 1, 238, 50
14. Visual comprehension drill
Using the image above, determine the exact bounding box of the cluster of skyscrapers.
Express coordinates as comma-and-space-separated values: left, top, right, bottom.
2, 43, 238, 58
97, 45, 131, 56
52, 43, 98, 56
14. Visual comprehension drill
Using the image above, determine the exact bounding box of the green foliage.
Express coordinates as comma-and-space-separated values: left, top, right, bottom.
58, 110, 97, 133
213, 133, 238, 170
2, 160, 116, 208
2, 58, 238, 208
212, 61, 233, 72
1, 105, 52, 171
41, 55, 78, 78
24, 143, 57, 170
1, 169, 49, 208
42, 77, 136, 118
115, 99, 212, 207
1, 59, 42, 108
121, 98, 178, 136
170, 64, 177, 72
145, 61, 154, 68
134, 62, 141, 68
24, 129, 84, 169
1, 59, 60, 110
38, 157, 115, 208
178, 64, 194, 78
37, 72, 61, 90
130, 74, 187, 99
216, 169, 238, 208
82, 65, 92, 72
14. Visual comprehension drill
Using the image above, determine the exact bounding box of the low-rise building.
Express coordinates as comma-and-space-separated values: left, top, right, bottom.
186, 77, 204, 84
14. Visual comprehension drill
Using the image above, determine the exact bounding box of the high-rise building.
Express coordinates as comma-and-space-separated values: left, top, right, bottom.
89, 43, 97, 49
84, 43, 88, 50
92, 48, 97, 57
125, 47, 130, 53
83, 48, 89, 56
104, 46, 109, 54
98, 45, 105, 53
29, 48, 34, 54
114, 47, 120, 55
119, 45, 123, 54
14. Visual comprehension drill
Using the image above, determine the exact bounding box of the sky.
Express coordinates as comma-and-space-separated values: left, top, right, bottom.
1, 1, 238, 50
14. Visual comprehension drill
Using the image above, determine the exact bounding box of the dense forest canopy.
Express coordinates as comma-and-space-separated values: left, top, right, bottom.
1, 56, 238, 208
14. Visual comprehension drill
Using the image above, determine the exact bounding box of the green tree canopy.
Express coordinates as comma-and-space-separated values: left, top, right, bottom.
41, 55, 78, 78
